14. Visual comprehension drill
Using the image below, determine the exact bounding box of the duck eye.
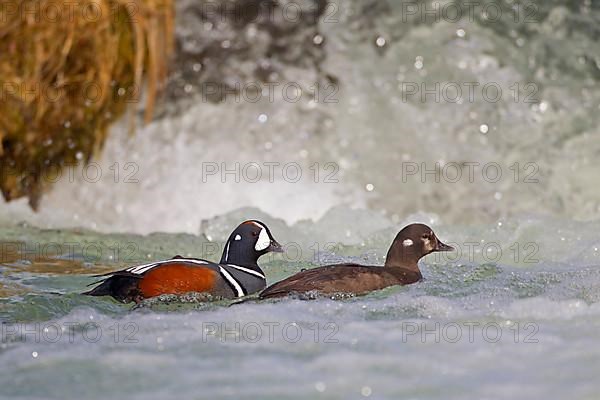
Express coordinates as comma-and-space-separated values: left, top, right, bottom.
421, 234, 429, 240
251, 231, 258, 237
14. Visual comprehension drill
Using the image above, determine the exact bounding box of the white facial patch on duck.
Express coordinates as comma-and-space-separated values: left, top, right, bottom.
255, 227, 271, 251
403, 239, 414, 247
234, 234, 242, 241
422, 236, 435, 252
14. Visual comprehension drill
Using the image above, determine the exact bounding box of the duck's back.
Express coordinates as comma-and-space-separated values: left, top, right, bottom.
259, 264, 421, 299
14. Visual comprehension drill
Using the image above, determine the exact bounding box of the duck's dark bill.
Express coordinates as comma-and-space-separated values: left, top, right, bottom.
268, 241, 285, 253
435, 241, 454, 252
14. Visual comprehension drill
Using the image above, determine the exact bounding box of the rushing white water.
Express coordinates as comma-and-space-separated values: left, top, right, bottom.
1, 0, 600, 399
2, 0, 600, 234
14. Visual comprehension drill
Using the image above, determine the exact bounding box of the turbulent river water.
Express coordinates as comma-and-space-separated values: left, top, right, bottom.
2, 211, 600, 399
2, 0, 600, 399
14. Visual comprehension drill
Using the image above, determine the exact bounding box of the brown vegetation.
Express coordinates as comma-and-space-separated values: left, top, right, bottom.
0, 0, 173, 208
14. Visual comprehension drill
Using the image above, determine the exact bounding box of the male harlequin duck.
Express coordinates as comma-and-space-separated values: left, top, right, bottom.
84, 220, 283, 303
259, 223, 453, 299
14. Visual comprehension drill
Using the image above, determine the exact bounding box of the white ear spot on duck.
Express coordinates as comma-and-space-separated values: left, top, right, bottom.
255, 228, 270, 251
403, 239, 413, 247
234, 234, 242, 241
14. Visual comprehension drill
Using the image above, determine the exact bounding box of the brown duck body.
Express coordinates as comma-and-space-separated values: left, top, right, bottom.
259, 223, 452, 299
259, 264, 422, 298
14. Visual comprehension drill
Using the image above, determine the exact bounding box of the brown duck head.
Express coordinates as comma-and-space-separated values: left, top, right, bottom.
384, 223, 453, 271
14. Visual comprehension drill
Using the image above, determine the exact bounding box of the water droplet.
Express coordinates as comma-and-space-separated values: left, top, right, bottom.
117, 87, 126, 96
313, 34, 324, 45
247, 24, 257, 38
494, 192, 502, 200
75, 151, 84, 160
258, 114, 268, 123
456, 29, 466, 38
221, 40, 231, 49
361, 386, 372, 397
32, 351, 38, 358
64, 121, 71, 128
479, 124, 489, 134
366, 183, 375, 192
192, 63, 202, 72
184, 84, 193, 93
414, 56, 424, 69
315, 382, 326, 392
264, 141, 273, 150
375, 36, 386, 47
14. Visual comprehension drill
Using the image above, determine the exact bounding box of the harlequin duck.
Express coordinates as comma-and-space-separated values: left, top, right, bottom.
83, 220, 283, 303
259, 223, 452, 299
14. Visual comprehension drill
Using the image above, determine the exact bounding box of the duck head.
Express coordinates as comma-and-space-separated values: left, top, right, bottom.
220, 220, 283, 266
384, 223, 453, 270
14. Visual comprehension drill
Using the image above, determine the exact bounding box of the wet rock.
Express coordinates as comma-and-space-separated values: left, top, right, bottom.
162, 0, 332, 112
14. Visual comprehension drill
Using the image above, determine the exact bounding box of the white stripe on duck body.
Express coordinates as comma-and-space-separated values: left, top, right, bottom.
83, 220, 283, 302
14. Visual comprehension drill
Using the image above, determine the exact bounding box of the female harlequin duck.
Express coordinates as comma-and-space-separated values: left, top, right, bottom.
84, 220, 283, 303
259, 223, 453, 299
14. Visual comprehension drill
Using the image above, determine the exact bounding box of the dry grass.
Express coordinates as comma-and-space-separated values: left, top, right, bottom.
0, 0, 173, 208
